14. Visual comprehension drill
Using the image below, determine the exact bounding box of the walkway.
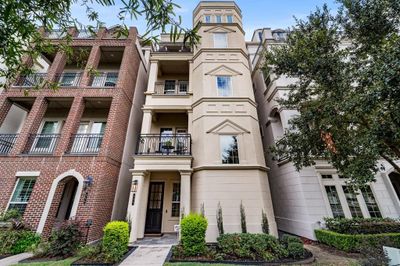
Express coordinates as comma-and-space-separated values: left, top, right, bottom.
305, 243, 361, 265
0, 252, 32, 266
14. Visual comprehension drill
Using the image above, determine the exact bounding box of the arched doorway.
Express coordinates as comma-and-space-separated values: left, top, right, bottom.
55, 177, 79, 225
389, 172, 400, 201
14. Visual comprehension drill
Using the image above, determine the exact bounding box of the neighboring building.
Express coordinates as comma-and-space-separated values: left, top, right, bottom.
127, 1, 277, 242
0, 27, 149, 242
248, 28, 400, 240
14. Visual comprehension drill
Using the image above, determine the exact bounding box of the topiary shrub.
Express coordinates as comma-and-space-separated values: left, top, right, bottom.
216, 202, 224, 236
287, 242, 304, 259
281, 234, 302, 247
261, 210, 269, 234
240, 201, 247, 233
180, 213, 208, 256
0, 230, 40, 255
102, 221, 129, 263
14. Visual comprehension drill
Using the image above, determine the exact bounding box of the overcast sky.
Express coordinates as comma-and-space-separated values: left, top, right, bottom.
71, 0, 340, 40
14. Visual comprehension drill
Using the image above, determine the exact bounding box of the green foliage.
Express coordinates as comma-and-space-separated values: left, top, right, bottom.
287, 242, 304, 259
180, 213, 208, 256
0, 230, 40, 255
315, 229, 400, 252
217, 233, 288, 261
77, 243, 101, 258
43, 221, 83, 258
281, 234, 302, 247
102, 221, 129, 263
265, 0, 400, 188
239, 201, 247, 233
0, 209, 21, 222
324, 217, 400, 234
261, 210, 269, 234
216, 202, 224, 236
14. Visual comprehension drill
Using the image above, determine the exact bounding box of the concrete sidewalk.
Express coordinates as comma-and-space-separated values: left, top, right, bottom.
119, 245, 171, 266
0, 252, 33, 266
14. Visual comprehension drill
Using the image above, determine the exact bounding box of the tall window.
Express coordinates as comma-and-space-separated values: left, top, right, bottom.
220, 135, 239, 164
204, 15, 211, 23
216, 76, 232, 96
216, 15, 222, 23
8, 177, 36, 214
171, 183, 181, 217
361, 186, 382, 218
325, 186, 345, 218
342, 186, 363, 218
226, 15, 233, 23
213, 33, 228, 48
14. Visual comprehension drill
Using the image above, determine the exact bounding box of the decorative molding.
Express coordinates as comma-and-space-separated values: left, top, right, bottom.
15, 171, 40, 177
206, 119, 251, 134
204, 25, 236, 33
205, 65, 242, 76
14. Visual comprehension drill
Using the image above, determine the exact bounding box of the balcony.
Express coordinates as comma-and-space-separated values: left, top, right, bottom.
66, 134, 104, 154
56, 72, 82, 87
136, 134, 191, 156
14, 73, 46, 87
0, 134, 18, 155
91, 72, 118, 87
154, 81, 189, 95
23, 134, 60, 155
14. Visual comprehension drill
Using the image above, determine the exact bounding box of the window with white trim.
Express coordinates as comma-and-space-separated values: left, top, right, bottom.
220, 135, 239, 164
361, 186, 382, 218
204, 15, 211, 23
216, 15, 222, 23
324, 186, 345, 218
216, 76, 232, 96
213, 33, 228, 48
342, 186, 363, 218
8, 177, 36, 215
171, 183, 181, 217
226, 15, 233, 23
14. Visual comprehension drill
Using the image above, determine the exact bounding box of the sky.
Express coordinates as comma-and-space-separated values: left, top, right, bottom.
71, 0, 340, 40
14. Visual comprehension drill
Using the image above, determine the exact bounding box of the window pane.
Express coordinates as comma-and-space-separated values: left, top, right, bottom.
221, 135, 239, 164
204, 15, 211, 23
343, 186, 363, 218
9, 178, 36, 215
361, 186, 382, 218
164, 80, 176, 94
325, 186, 345, 218
227, 15, 233, 23
214, 33, 227, 48
171, 183, 181, 217
216, 15, 222, 23
321, 175, 333, 179
217, 76, 231, 96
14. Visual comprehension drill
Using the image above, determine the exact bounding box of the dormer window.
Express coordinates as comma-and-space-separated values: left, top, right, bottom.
227, 15, 233, 23
204, 15, 211, 23
216, 15, 222, 23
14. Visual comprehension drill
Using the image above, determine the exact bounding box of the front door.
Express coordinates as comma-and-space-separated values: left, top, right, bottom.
145, 182, 165, 234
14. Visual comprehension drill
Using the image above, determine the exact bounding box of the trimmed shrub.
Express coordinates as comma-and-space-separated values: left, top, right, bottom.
281, 234, 302, 247
102, 221, 129, 263
180, 213, 208, 256
216, 202, 224, 236
0, 230, 40, 255
45, 220, 83, 258
240, 202, 247, 233
217, 233, 288, 261
261, 210, 269, 234
287, 242, 304, 259
324, 217, 400, 234
0, 209, 21, 222
315, 229, 400, 252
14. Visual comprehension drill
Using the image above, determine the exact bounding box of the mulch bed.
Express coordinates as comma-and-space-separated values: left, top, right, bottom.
19, 256, 66, 264
71, 246, 137, 266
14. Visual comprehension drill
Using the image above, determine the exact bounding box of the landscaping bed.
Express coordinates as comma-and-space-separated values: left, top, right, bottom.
71, 246, 136, 266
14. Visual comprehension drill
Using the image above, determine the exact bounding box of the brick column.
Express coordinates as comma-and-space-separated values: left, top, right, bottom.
80, 45, 101, 86
0, 97, 13, 127
54, 97, 85, 155
10, 97, 48, 155
46, 52, 67, 83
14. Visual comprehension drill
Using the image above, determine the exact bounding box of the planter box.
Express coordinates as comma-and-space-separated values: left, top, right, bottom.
72, 246, 136, 266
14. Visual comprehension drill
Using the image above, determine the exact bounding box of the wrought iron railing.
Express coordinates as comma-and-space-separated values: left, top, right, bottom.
14, 73, 47, 87
46, 30, 67, 39
23, 134, 60, 155
0, 134, 18, 155
76, 30, 96, 38
55, 72, 82, 87
136, 134, 191, 156
154, 81, 189, 95
91, 72, 118, 87
274, 139, 289, 162
66, 134, 104, 154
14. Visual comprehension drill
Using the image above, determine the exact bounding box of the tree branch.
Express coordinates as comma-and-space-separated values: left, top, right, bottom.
380, 153, 400, 173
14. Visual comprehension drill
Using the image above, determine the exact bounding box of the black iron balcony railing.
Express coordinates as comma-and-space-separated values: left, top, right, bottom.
136, 134, 191, 156
66, 134, 104, 154
154, 81, 189, 95
0, 134, 18, 155
14, 73, 47, 87
274, 138, 289, 162
91, 72, 118, 87
56, 72, 82, 87
23, 134, 60, 155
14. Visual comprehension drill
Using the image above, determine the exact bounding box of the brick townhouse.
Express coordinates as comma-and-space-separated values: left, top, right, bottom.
0, 26, 149, 241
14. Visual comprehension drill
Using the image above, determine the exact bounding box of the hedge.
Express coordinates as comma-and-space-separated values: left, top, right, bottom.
324, 217, 400, 234
102, 221, 129, 263
315, 229, 400, 252
0, 230, 40, 255
180, 213, 208, 256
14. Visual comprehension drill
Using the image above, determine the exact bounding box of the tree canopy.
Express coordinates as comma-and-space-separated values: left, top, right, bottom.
0, 0, 200, 89
264, 0, 400, 188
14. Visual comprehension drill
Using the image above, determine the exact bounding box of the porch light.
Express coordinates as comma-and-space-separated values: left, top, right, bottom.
84, 175, 94, 190
132, 180, 138, 192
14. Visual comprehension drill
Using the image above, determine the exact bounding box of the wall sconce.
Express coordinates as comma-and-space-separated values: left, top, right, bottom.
132, 180, 138, 192
84, 175, 94, 190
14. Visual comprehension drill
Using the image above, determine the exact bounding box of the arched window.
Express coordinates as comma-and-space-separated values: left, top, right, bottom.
269, 109, 284, 140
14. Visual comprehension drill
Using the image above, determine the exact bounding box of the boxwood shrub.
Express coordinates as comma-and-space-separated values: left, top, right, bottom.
324, 217, 400, 234
180, 213, 208, 256
315, 229, 400, 252
0, 230, 40, 255
102, 221, 129, 263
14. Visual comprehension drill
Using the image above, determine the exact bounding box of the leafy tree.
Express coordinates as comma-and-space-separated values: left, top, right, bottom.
264, 0, 400, 188
0, 0, 201, 89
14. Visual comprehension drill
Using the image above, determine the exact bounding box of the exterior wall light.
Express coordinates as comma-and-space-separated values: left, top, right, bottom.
84, 175, 94, 190
132, 180, 138, 192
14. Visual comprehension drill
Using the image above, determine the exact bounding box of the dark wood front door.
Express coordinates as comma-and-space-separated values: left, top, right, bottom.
145, 182, 165, 234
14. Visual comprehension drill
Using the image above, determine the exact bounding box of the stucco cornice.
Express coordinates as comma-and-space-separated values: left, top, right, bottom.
192, 97, 257, 109
193, 48, 249, 61
193, 164, 269, 172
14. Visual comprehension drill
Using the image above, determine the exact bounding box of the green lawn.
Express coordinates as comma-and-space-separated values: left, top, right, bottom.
13, 257, 78, 266
164, 263, 241, 266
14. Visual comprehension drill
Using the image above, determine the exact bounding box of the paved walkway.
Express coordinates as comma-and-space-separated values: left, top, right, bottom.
305, 244, 360, 265
120, 245, 171, 266
0, 252, 33, 266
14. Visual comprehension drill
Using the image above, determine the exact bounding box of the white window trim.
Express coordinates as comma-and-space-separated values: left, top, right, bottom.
171, 182, 181, 218
219, 134, 240, 165
213, 32, 228, 48
6, 176, 37, 212
215, 14, 223, 23
204, 15, 211, 23
226, 14, 233, 23
216, 76, 233, 97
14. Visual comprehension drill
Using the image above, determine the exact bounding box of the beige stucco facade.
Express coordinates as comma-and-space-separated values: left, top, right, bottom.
127, 1, 277, 243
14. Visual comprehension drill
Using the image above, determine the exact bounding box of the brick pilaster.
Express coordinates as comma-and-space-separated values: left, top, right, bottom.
0, 97, 13, 127
54, 97, 85, 156
46, 52, 67, 83
10, 97, 48, 155
80, 45, 102, 86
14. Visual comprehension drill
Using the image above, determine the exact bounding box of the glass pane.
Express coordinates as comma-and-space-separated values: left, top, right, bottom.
361, 186, 382, 218
41, 121, 58, 134
325, 186, 345, 218
164, 80, 176, 94
91, 122, 106, 134
60, 73, 76, 86
343, 186, 363, 218
205, 15, 211, 23
77, 122, 90, 134
217, 76, 231, 96
11, 178, 36, 203
227, 15, 233, 23
214, 33, 227, 48
221, 135, 239, 164
216, 15, 222, 23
